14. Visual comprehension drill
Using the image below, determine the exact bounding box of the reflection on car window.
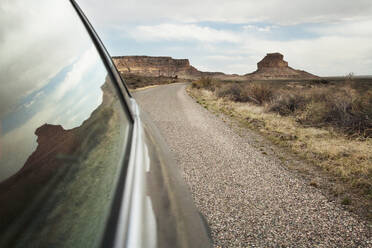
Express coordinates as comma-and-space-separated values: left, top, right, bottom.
0, 1, 130, 247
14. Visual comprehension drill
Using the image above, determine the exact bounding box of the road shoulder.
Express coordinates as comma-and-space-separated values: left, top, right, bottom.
187, 85, 372, 223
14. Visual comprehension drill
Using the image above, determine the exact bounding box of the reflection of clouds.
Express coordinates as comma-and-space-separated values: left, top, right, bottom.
0, 45, 107, 181
0, 0, 90, 118
1, 107, 54, 181
55, 46, 99, 101
24, 100, 35, 108
23, 91, 45, 108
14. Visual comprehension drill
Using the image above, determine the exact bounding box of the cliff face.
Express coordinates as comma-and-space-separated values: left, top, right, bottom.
112, 56, 202, 79
248, 53, 317, 79
257, 53, 288, 69
113, 53, 318, 81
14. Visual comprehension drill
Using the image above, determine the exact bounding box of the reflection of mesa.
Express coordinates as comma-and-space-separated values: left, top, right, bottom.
0, 79, 114, 232
29, 124, 77, 168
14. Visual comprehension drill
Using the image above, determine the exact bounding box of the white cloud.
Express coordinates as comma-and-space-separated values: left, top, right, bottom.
75, 0, 372, 76
130, 24, 241, 43
197, 34, 372, 76
308, 19, 372, 37
243, 25, 277, 32
78, 0, 372, 25
206, 55, 247, 61
123, 19, 372, 76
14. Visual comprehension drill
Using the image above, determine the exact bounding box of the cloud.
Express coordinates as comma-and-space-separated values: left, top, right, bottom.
243, 25, 277, 32
78, 0, 372, 26
192, 35, 372, 76
308, 19, 372, 37
130, 24, 241, 43
120, 19, 372, 76
75, 0, 372, 76
124, 19, 372, 76
242, 36, 372, 76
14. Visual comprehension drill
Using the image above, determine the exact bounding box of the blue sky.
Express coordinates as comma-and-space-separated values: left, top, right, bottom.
78, 0, 372, 76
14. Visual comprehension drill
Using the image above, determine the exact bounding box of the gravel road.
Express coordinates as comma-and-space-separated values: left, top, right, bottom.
134, 83, 371, 247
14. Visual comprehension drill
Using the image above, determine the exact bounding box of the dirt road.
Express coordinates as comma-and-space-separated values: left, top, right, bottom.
134, 83, 371, 247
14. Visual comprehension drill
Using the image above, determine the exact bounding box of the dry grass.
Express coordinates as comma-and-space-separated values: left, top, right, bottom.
192, 78, 372, 138
188, 85, 372, 219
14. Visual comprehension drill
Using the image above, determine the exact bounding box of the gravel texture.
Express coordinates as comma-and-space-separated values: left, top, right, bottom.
134, 83, 371, 247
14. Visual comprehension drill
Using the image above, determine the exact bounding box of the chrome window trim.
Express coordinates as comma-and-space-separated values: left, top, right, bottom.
70, 0, 134, 117
70, 1, 137, 247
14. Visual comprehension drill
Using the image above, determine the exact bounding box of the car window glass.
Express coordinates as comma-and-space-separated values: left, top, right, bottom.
0, 1, 131, 247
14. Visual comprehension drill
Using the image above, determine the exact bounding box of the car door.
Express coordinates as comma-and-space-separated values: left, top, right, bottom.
0, 0, 211, 247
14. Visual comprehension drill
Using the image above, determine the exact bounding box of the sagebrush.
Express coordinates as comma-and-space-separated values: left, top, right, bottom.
194, 77, 372, 137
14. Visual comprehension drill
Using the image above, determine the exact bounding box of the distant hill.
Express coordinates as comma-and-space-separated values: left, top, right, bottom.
112, 53, 318, 80
112, 56, 203, 79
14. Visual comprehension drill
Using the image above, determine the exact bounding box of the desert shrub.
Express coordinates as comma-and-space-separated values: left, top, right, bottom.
269, 91, 309, 115
193, 77, 372, 137
305, 87, 329, 102
327, 87, 356, 125
298, 100, 330, 125
345, 72, 354, 84
311, 87, 367, 134
241, 83, 273, 104
294, 86, 372, 137
311, 79, 330, 85
343, 90, 372, 136
215, 83, 242, 101
215, 82, 273, 104
191, 77, 215, 90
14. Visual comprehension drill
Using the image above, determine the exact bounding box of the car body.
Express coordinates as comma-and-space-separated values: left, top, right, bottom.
0, 0, 211, 247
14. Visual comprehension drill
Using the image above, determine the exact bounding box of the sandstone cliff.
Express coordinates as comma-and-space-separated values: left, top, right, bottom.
112, 56, 202, 79
113, 53, 318, 80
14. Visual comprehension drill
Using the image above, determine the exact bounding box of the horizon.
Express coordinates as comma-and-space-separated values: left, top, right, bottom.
111, 54, 372, 78
77, 0, 372, 77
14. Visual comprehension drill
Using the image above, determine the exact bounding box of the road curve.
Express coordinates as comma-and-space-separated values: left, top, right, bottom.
134, 83, 371, 247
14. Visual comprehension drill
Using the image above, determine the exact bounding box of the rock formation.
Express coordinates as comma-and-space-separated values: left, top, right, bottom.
247, 53, 317, 79
112, 56, 202, 79
258, 53, 288, 69
113, 53, 318, 80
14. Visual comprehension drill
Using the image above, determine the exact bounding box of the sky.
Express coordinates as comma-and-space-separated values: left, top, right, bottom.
71, 1, 371, 76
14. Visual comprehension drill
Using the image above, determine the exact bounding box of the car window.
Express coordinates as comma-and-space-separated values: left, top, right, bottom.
0, 1, 131, 247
